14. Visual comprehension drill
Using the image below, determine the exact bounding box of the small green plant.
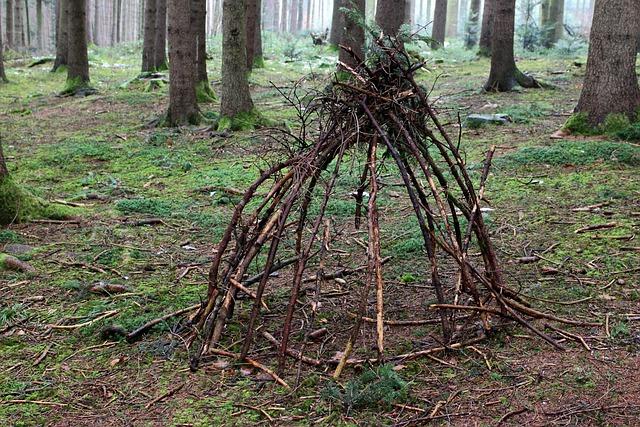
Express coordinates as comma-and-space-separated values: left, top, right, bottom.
0, 304, 26, 327
601, 113, 631, 135
115, 198, 173, 217
563, 113, 598, 135
610, 321, 630, 339
322, 364, 408, 413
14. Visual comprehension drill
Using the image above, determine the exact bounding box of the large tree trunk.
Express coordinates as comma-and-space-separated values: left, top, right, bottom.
484, 0, 540, 91
575, 0, 640, 126
142, 0, 157, 72
376, 0, 406, 37
445, 0, 458, 37
478, 0, 494, 56
52, 0, 69, 72
329, 0, 343, 45
338, 0, 364, 70
221, 0, 254, 118
154, 0, 168, 70
66, 0, 90, 90
167, 0, 199, 125
246, 0, 263, 70
431, 0, 446, 48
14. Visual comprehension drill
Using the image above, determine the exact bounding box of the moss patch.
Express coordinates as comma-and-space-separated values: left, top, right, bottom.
0, 176, 74, 225
217, 109, 266, 132
195, 81, 217, 103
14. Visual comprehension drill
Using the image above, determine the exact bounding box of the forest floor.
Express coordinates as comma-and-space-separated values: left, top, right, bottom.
1, 37, 640, 426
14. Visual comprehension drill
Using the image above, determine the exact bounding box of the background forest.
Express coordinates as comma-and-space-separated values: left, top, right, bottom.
1, 0, 639, 426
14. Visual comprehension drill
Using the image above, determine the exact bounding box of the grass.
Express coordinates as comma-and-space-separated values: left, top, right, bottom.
0, 34, 638, 426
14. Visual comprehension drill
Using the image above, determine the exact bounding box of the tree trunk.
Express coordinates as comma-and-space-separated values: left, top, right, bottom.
575, 0, 640, 126
93, 0, 100, 45
338, 0, 364, 69
329, 0, 343, 45
154, 0, 168, 70
142, 0, 157, 72
24, 0, 31, 48
464, 0, 481, 48
52, 0, 69, 72
478, 0, 494, 56
14, 0, 24, 48
6, 0, 14, 48
445, 0, 458, 37
431, 0, 446, 48
549, 0, 564, 45
280, 0, 288, 31
0, 15, 7, 83
246, 0, 263, 70
376, 0, 406, 37
36, 0, 44, 50
66, 0, 90, 89
192, 0, 209, 88
221, 0, 254, 118
167, 0, 199, 125
484, 0, 540, 91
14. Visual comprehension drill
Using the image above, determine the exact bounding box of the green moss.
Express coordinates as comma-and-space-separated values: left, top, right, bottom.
61, 76, 93, 96
0, 176, 74, 225
562, 112, 598, 135
115, 198, 173, 217
195, 81, 217, 103
217, 109, 265, 132
601, 113, 631, 135
252, 55, 265, 69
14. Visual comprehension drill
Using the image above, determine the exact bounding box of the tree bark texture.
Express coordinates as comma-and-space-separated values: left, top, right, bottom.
193, 0, 208, 83
66, 0, 90, 85
154, 0, 168, 69
142, 0, 157, 72
329, 0, 343, 45
221, 0, 254, 118
464, 0, 481, 48
431, 0, 446, 48
53, 0, 69, 71
338, 0, 365, 69
575, 0, 640, 125
376, 0, 407, 37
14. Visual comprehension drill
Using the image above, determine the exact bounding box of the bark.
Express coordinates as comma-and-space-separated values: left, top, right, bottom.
338, 0, 364, 70
0, 16, 7, 83
36, 0, 44, 50
575, 0, 640, 125
52, 0, 69, 72
167, 0, 199, 125
24, 0, 31, 47
280, 0, 288, 31
478, 0, 494, 56
445, 0, 458, 37
0, 138, 7, 177
221, 0, 254, 118
66, 0, 90, 88
404, 0, 414, 27
541, 0, 564, 47
191, 0, 208, 85
484, 0, 540, 91
246, 0, 262, 70
464, 0, 481, 49
14, 0, 24, 48
431, 0, 446, 48
376, 0, 407, 37
93, 0, 99, 45
142, 0, 157, 72
6, 0, 13, 48
154, 0, 168, 70
329, 0, 343, 45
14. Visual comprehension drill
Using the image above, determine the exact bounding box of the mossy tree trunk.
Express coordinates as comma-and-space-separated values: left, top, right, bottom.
484, 0, 541, 91
575, 0, 640, 126
52, 0, 69, 72
154, 0, 168, 70
193, 0, 215, 102
66, 0, 90, 91
376, 0, 407, 37
166, 0, 200, 125
478, 0, 494, 56
338, 0, 365, 70
142, 0, 157, 72
431, 0, 447, 49
221, 0, 254, 119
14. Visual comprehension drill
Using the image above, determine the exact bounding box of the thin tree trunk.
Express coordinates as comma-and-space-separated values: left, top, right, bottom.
66, 0, 90, 89
36, 0, 44, 50
6, 0, 14, 48
329, 0, 343, 45
280, 0, 288, 31
193, 0, 208, 85
464, 0, 481, 48
478, 0, 493, 56
0, 14, 7, 83
14, 0, 24, 48
575, 0, 640, 125
431, 0, 446, 48
154, 0, 167, 69
338, 0, 364, 69
246, 0, 263, 70
142, 0, 157, 72
52, 0, 68, 71
93, 0, 100, 45
221, 0, 254, 118
167, 0, 199, 125
24, 0, 31, 47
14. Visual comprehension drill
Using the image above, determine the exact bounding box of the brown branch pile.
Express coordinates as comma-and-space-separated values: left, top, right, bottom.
186, 36, 595, 377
